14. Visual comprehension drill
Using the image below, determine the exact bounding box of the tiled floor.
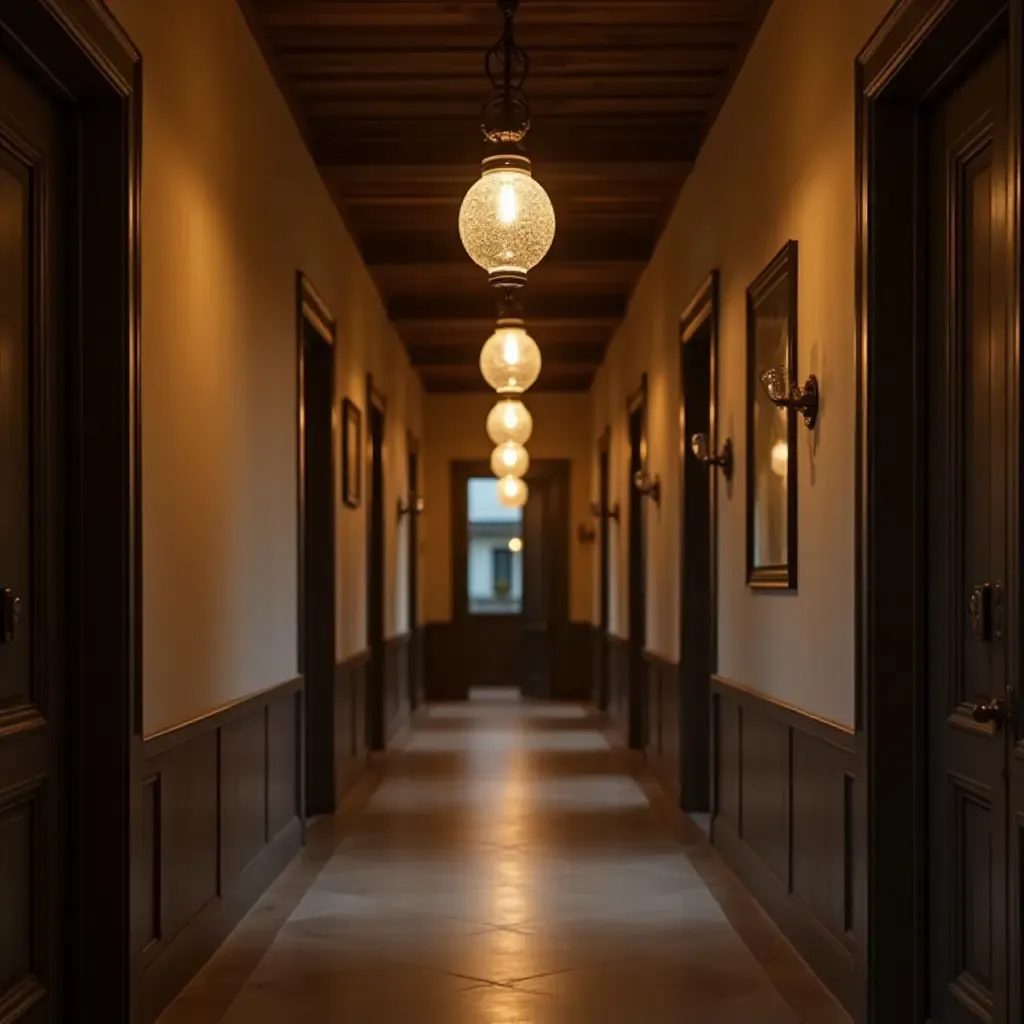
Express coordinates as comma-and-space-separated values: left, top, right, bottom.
160, 694, 850, 1023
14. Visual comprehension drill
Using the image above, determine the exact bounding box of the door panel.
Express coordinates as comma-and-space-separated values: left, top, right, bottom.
0, 53, 65, 1021
926, 38, 1010, 1024
521, 479, 551, 699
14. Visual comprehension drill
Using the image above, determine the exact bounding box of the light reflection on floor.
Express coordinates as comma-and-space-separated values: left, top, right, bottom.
159, 692, 849, 1024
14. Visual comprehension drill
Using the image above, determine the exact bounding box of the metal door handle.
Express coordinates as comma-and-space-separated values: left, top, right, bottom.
1, 589, 22, 644
967, 696, 1010, 727
969, 584, 992, 641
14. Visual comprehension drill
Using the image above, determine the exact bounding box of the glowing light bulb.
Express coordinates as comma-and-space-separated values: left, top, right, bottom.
497, 475, 528, 509
498, 183, 518, 224
490, 441, 529, 479
504, 407, 517, 428
508, 537, 523, 553
486, 399, 533, 446
502, 332, 521, 365
503, 448, 516, 467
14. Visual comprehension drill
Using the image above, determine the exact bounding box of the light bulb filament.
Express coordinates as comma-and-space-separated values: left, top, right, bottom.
502, 334, 521, 365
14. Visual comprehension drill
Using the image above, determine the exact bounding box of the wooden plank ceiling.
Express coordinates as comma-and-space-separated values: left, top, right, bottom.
246, 0, 771, 392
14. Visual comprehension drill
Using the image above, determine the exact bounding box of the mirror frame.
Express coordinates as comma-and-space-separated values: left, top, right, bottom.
745, 240, 799, 590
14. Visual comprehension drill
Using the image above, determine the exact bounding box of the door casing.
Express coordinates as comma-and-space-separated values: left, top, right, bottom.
855, 0, 1023, 1019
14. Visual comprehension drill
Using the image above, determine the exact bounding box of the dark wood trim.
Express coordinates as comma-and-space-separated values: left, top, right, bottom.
383, 631, 414, 743
854, 1, 1016, 1019
595, 426, 612, 709
335, 649, 370, 793
137, 678, 303, 1022
625, 378, 648, 749
606, 632, 632, 745
643, 650, 680, 803
0, 2, 142, 1017
143, 678, 303, 758
296, 271, 336, 818
745, 240, 799, 590
711, 677, 857, 1013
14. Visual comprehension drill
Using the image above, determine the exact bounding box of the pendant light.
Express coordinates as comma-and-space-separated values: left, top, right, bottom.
458, 0, 555, 289
497, 474, 529, 510
486, 398, 533, 446
479, 315, 542, 394
491, 441, 530, 479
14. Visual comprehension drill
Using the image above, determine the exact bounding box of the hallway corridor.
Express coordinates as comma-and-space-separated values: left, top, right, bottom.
158, 695, 847, 1024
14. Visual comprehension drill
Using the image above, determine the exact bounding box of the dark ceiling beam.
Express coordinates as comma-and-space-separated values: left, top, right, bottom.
323, 161, 692, 187
360, 232, 655, 266
306, 95, 713, 118
410, 341, 606, 368
394, 316, 619, 341
422, 375, 595, 394
388, 292, 628, 322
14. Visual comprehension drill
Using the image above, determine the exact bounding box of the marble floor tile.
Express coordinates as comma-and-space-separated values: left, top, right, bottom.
159, 695, 849, 1024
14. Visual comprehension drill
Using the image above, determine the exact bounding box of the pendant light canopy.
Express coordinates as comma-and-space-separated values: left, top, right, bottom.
497, 474, 529, 509
480, 317, 542, 394
459, 0, 554, 289
491, 441, 530, 479
486, 398, 533, 446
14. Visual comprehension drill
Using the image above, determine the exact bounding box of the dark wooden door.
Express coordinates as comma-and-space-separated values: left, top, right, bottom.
628, 404, 646, 748
300, 323, 336, 815
926, 37, 1015, 1024
597, 441, 610, 709
521, 466, 570, 701
680, 309, 714, 813
366, 394, 385, 749
0, 52, 66, 1021
407, 443, 422, 708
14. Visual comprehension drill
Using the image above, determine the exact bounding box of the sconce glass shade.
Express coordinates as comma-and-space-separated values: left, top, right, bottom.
459, 165, 555, 282
491, 441, 530, 479
771, 439, 789, 478
760, 366, 791, 403
480, 321, 542, 394
486, 398, 533, 446
497, 474, 529, 509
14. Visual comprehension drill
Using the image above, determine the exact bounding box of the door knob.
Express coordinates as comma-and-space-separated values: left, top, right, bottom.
968, 696, 1010, 727
1, 589, 22, 644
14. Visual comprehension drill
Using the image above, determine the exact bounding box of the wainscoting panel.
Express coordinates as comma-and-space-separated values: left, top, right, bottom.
138, 679, 304, 1023
424, 622, 466, 701
384, 633, 413, 743
553, 622, 594, 701
711, 677, 857, 1013
607, 634, 630, 744
334, 651, 368, 799
644, 652, 681, 804
591, 626, 607, 709
411, 627, 425, 709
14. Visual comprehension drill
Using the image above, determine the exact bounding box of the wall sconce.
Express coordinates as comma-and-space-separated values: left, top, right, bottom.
633, 469, 661, 504
397, 492, 425, 519
690, 433, 734, 482
577, 523, 596, 544
589, 499, 621, 522
760, 366, 819, 429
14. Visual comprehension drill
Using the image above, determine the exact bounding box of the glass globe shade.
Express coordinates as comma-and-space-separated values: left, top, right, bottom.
459, 166, 555, 281
497, 475, 529, 509
480, 321, 542, 394
486, 398, 533, 446
491, 441, 530, 479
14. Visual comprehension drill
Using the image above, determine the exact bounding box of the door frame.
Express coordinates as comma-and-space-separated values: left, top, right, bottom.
296, 271, 336, 817
406, 430, 422, 708
365, 374, 386, 749
626, 375, 649, 749
855, 0, 1021, 1018
679, 271, 721, 812
0, 1, 141, 1016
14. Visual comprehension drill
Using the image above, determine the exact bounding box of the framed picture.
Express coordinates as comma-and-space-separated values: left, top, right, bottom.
746, 240, 798, 589
342, 397, 362, 509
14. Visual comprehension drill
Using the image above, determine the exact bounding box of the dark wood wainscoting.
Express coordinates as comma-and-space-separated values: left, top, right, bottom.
383, 632, 413, 743
424, 621, 465, 701
644, 652, 681, 804
553, 622, 594, 701
137, 679, 304, 1022
591, 626, 607, 709
711, 677, 858, 1012
607, 634, 631, 743
334, 651, 369, 798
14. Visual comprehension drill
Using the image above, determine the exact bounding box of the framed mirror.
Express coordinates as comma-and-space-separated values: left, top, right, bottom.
746, 240, 798, 589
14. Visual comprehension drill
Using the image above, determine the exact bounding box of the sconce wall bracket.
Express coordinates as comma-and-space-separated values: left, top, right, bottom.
633, 471, 661, 505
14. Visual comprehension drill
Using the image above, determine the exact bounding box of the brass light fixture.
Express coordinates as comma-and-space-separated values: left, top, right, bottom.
397, 493, 425, 519
760, 366, 819, 429
458, 0, 555, 290
633, 469, 661, 505
590, 499, 621, 522
690, 432, 734, 481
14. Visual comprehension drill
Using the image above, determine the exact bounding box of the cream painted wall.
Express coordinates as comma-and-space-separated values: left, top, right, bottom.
108, 0, 422, 735
422, 393, 594, 624
591, 0, 893, 727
